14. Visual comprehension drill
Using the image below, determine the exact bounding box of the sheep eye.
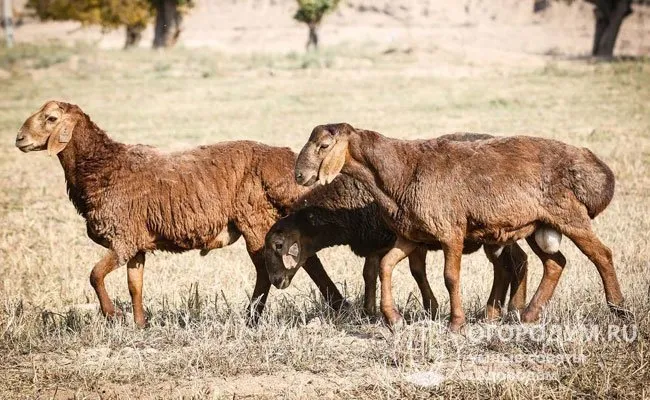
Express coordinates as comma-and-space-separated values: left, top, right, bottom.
46, 116, 58, 123
320, 142, 330, 150
274, 242, 283, 252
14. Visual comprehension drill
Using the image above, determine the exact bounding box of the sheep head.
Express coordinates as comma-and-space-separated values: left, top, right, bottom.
295, 123, 353, 187
264, 213, 316, 290
16, 101, 79, 156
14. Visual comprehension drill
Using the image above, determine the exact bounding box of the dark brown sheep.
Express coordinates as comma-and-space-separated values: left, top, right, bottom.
294, 123, 627, 332
265, 172, 529, 319
14, 100, 346, 327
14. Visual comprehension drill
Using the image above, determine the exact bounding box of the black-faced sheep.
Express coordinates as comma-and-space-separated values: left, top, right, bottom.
265, 173, 529, 319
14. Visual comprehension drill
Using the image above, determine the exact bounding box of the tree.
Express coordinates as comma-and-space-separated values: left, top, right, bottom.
152, 0, 193, 48
539, 0, 648, 58
26, 0, 152, 49
587, 0, 633, 57
294, 0, 340, 50
2, 0, 15, 48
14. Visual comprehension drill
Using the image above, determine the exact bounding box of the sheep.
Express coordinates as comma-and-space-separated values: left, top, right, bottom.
265, 172, 529, 319
14, 100, 347, 327
294, 123, 628, 332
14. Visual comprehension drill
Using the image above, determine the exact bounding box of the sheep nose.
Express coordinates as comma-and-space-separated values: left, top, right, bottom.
295, 171, 304, 182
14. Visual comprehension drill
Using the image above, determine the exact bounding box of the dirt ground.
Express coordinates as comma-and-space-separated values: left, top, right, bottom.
0, 1, 649, 399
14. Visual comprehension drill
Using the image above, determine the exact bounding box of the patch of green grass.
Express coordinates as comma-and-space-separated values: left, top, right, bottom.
0, 41, 86, 71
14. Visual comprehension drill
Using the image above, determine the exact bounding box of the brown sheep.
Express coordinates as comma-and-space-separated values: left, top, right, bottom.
265, 172, 529, 319
294, 123, 628, 332
14, 101, 347, 327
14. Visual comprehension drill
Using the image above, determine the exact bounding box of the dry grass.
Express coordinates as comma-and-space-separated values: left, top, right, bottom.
0, 41, 649, 399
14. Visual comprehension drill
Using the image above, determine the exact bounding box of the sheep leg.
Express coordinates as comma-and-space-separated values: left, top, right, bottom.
89, 250, 121, 320
521, 236, 566, 322
408, 247, 438, 318
484, 243, 529, 320
483, 245, 511, 321
562, 226, 628, 317
379, 237, 417, 327
246, 250, 271, 326
504, 243, 529, 314
303, 255, 347, 310
127, 252, 146, 328
362, 255, 380, 316
442, 236, 466, 333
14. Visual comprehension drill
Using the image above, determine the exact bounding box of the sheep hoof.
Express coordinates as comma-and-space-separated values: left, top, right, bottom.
104, 308, 124, 325
483, 305, 502, 322
134, 317, 148, 329
534, 227, 562, 254
448, 318, 466, 334
609, 304, 634, 321
384, 309, 404, 331
334, 299, 353, 312
520, 309, 540, 323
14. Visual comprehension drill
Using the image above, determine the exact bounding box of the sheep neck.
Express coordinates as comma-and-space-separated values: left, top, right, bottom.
299, 207, 355, 251
57, 116, 125, 216
342, 130, 414, 220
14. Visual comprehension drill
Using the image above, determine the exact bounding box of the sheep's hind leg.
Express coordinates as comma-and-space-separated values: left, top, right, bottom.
483, 245, 510, 321
303, 255, 347, 311
127, 252, 146, 328
379, 237, 417, 328
562, 226, 629, 318
504, 243, 529, 315
362, 256, 380, 316
408, 247, 439, 318
484, 243, 529, 321
521, 236, 566, 323
442, 235, 466, 333
89, 251, 121, 321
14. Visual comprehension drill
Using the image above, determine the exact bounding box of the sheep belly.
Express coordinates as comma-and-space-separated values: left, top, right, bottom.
200, 223, 242, 256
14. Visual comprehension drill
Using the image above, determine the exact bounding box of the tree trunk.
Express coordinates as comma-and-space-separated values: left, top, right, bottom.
2, 0, 14, 48
306, 22, 319, 50
124, 24, 145, 49
153, 0, 181, 49
591, 0, 632, 58
533, 0, 549, 13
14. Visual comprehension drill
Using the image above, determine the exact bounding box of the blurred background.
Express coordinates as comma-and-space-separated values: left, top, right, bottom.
1, 1, 649, 58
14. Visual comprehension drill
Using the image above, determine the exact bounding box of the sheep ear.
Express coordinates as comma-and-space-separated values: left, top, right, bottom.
282, 243, 300, 270
318, 140, 347, 185
47, 117, 76, 156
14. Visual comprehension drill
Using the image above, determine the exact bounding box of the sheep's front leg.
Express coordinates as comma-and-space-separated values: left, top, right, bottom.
442, 236, 465, 333
127, 252, 146, 328
89, 250, 121, 320
247, 250, 271, 326
379, 238, 416, 328
303, 255, 347, 310
407, 247, 438, 317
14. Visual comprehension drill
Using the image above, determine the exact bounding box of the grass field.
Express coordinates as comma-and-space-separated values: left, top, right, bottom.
0, 41, 649, 399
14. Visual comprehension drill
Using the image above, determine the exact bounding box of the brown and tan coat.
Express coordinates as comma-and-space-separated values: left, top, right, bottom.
15, 101, 345, 327
295, 123, 627, 332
